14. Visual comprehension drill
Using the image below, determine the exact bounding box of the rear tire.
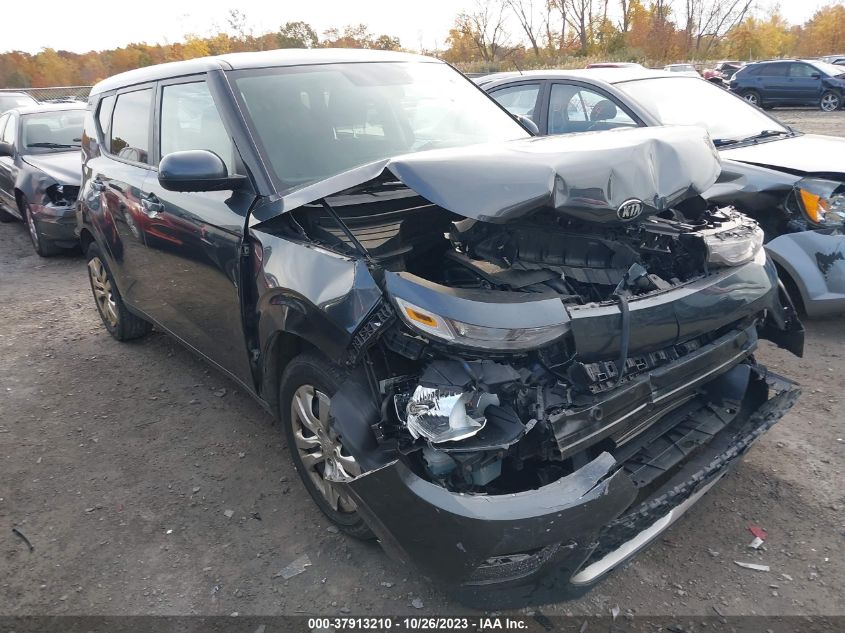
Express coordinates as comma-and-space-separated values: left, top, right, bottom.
20, 194, 61, 257
85, 242, 152, 341
279, 352, 374, 540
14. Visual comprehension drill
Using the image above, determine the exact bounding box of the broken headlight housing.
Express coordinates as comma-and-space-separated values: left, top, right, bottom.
795, 178, 845, 226
394, 297, 568, 351
698, 213, 764, 267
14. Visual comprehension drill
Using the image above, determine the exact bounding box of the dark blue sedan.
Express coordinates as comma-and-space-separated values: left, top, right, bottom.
729, 59, 845, 111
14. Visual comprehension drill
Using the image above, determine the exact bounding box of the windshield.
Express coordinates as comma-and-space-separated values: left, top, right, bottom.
233, 62, 528, 191
810, 60, 845, 77
21, 110, 84, 152
668, 65, 695, 72
616, 76, 787, 142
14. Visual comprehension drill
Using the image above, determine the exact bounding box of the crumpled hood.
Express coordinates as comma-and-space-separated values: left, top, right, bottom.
22, 151, 82, 186
266, 126, 721, 225
721, 134, 845, 178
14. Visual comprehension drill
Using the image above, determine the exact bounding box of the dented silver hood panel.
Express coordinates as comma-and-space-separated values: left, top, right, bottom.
254, 126, 721, 225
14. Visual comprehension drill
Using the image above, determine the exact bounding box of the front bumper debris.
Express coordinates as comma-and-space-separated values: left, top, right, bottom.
338, 368, 799, 608
34, 202, 77, 244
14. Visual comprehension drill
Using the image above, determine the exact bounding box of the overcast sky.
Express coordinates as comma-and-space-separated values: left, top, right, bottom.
3, 0, 836, 55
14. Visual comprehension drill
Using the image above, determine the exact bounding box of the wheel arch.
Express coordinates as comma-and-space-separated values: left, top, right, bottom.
79, 227, 96, 255
259, 329, 317, 417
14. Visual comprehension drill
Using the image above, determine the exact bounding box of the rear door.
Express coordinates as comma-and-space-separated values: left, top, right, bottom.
136, 76, 255, 384
757, 62, 791, 102
86, 86, 156, 308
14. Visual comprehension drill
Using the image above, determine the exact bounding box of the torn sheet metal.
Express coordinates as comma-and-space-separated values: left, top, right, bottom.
252, 126, 721, 225
765, 230, 845, 317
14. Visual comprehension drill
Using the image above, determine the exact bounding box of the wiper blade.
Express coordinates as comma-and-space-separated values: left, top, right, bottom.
27, 142, 79, 148
738, 129, 790, 143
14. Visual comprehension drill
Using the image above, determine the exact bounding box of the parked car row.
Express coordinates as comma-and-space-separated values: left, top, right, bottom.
584, 58, 845, 111
0, 48, 837, 607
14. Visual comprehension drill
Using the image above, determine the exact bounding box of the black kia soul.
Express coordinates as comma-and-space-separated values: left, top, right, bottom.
77, 49, 804, 606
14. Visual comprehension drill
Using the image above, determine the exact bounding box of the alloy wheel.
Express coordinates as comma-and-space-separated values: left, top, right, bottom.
88, 257, 119, 327
820, 92, 840, 112
743, 92, 759, 106
290, 384, 361, 513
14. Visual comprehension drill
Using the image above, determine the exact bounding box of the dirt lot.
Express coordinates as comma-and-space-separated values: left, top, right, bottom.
1, 110, 844, 619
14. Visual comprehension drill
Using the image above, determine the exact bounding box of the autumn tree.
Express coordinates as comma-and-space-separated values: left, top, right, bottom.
506, 0, 544, 57
795, 3, 845, 57
322, 24, 401, 50
682, 0, 752, 58
277, 22, 319, 48
446, 1, 512, 63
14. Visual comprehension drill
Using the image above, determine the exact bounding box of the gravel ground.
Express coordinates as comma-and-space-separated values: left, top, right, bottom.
1, 111, 844, 618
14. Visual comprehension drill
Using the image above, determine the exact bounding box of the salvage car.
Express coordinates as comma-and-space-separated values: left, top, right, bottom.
0, 102, 85, 255
481, 68, 845, 316
78, 50, 803, 606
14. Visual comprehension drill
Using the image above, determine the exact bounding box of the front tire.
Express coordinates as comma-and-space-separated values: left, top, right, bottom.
85, 242, 152, 341
741, 90, 761, 107
820, 90, 841, 112
280, 352, 374, 539
20, 195, 61, 257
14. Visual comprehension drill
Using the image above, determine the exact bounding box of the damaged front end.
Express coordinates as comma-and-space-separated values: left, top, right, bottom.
251, 127, 803, 604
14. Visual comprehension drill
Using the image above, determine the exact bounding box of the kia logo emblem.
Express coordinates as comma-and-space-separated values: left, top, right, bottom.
617, 199, 643, 220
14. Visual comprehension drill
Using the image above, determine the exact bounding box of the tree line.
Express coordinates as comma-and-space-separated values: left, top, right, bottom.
1, 2, 844, 88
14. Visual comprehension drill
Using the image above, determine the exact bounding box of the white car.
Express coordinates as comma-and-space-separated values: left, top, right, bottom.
663, 64, 700, 78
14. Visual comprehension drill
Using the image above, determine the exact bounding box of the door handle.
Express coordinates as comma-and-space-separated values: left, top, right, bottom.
140, 194, 164, 217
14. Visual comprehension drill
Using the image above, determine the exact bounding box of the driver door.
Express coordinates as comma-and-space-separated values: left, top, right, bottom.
547, 83, 639, 135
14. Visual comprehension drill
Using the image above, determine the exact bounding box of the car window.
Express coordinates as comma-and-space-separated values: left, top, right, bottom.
0, 113, 8, 141
109, 88, 153, 164
97, 95, 116, 141
490, 83, 541, 122
1, 113, 16, 144
547, 84, 636, 135
759, 63, 788, 77
21, 110, 84, 152
160, 81, 235, 173
789, 64, 817, 78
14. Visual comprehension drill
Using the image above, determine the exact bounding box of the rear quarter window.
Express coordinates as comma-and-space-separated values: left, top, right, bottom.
109, 89, 153, 164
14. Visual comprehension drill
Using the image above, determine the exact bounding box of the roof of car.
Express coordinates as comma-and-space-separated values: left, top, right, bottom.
0, 91, 36, 97
91, 48, 439, 95
475, 67, 676, 87
5, 102, 87, 115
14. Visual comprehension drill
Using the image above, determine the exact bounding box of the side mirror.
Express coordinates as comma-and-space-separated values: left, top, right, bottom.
158, 150, 245, 192
515, 114, 540, 135
811, 72, 821, 79
0, 142, 14, 158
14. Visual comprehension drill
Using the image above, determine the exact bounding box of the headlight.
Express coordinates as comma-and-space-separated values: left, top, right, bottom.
703, 222, 764, 267
394, 297, 568, 351
795, 178, 845, 226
